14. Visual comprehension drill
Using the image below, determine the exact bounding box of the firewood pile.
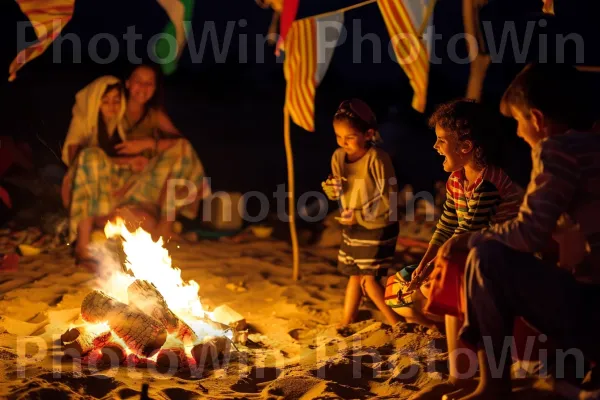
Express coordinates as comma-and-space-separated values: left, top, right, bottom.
61, 279, 247, 370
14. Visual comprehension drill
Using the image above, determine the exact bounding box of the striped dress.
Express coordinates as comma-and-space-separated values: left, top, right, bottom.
332, 147, 400, 277
430, 166, 523, 247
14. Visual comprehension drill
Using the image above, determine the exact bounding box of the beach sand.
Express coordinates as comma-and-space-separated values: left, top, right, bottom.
0, 235, 569, 399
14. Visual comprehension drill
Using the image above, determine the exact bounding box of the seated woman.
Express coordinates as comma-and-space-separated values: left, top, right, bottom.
62, 66, 210, 269
385, 99, 523, 398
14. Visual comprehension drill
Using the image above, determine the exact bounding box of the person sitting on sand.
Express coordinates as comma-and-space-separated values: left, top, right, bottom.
62, 66, 210, 269
322, 99, 401, 327
418, 64, 600, 400
383, 100, 522, 399
385, 99, 523, 329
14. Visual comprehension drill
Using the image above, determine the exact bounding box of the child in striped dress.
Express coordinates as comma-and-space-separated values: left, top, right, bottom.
322, 99, 401, 327
385, 99, 523, 328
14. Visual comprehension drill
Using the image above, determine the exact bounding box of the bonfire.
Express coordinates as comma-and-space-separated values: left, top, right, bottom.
60, 218, 246, 370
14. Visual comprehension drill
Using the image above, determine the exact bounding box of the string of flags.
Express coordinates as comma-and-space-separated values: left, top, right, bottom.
283, 0, 435, 132
8, 0, 194, 81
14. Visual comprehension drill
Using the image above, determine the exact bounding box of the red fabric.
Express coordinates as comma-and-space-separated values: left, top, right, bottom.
0, 136, 33, 177
425, 251, 556, 361
1, 254, 19, 272
277, 0, 300, 53
425, 252, 469, 317
0, 186, 11, 208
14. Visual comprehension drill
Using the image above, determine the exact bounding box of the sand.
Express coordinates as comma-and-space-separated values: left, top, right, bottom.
0, 234, 578, 399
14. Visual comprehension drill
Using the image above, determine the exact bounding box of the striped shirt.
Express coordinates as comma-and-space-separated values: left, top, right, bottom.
469, 131, 600, 284
431, 166, 523, 246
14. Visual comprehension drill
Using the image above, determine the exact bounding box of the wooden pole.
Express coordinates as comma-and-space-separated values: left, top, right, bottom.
284, 108, 300, 281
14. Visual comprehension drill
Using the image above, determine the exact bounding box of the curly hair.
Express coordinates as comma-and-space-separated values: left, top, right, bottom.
428, 99, 500, 167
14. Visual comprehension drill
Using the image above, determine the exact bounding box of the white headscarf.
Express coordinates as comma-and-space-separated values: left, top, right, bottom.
62, 75, 126, 165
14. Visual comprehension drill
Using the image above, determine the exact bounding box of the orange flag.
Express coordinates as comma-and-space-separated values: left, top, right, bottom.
378, 0, 433, 112
284, 13, 344, 132
9, 0, 75, 81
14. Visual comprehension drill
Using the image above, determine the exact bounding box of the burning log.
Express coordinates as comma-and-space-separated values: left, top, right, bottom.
191, 336, 230, 367
176, 321, 198, 346
127, 280, 179, 331
61, 326, 112, 358
100, 341, 128, 366
81, 290, 167, 358
127, 280, 199, 345
156, 336, 188, 371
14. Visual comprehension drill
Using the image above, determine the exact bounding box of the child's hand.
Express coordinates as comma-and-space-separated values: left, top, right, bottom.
321, 175, 343, 200
407, 260, 428, 291
335, 209, 356, 225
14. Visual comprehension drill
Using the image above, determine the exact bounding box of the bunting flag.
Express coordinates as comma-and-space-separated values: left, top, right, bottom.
378, 0, 433, 112
284, 13, 344, 131
8, 0, 75, 82
155, 0, 196, 75
277, 0, 300, 54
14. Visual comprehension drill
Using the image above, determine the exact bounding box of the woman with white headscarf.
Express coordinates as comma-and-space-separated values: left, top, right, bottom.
62, 72, 210, 270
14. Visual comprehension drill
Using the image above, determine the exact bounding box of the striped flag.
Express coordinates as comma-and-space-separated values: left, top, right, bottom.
155, 0, 196, 75
378, 0, 433, 112
9, 0, 75, 82
284, 13, 344, 132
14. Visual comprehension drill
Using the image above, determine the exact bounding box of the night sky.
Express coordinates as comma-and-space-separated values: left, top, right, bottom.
2, 0, 600, 222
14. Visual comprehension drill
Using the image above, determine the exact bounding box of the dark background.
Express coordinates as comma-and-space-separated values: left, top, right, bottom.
1, 0, 600, 224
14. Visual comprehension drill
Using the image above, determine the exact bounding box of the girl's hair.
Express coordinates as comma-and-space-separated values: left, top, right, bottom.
334, 99, 382, 144
104, 82, 123, 98
428, 99, 501, 167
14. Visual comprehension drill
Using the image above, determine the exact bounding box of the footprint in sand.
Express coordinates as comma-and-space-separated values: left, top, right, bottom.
162, 387, 204, 400
231, 367, 282, 393
259, 271, 271, 280
36, 372, 121, 399
309, 291, 326, 301
116, 388, 140, 399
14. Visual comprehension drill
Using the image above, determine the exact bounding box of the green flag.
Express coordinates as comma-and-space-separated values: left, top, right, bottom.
155, 0, 195, 75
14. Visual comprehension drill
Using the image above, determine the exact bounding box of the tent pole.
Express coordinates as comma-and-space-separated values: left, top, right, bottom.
284, 108, 300, 281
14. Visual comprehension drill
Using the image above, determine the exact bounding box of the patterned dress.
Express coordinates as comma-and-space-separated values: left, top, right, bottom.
66, 110, 210, 242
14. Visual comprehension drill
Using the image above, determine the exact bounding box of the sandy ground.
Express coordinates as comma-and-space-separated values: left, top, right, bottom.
0, 234, 571, 400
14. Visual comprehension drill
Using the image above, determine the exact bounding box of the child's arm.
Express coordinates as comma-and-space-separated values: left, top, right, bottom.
323, 151, 344, 201
430, 184, 459, 247
355, 151, 396, 228
407, 184, 459, 287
